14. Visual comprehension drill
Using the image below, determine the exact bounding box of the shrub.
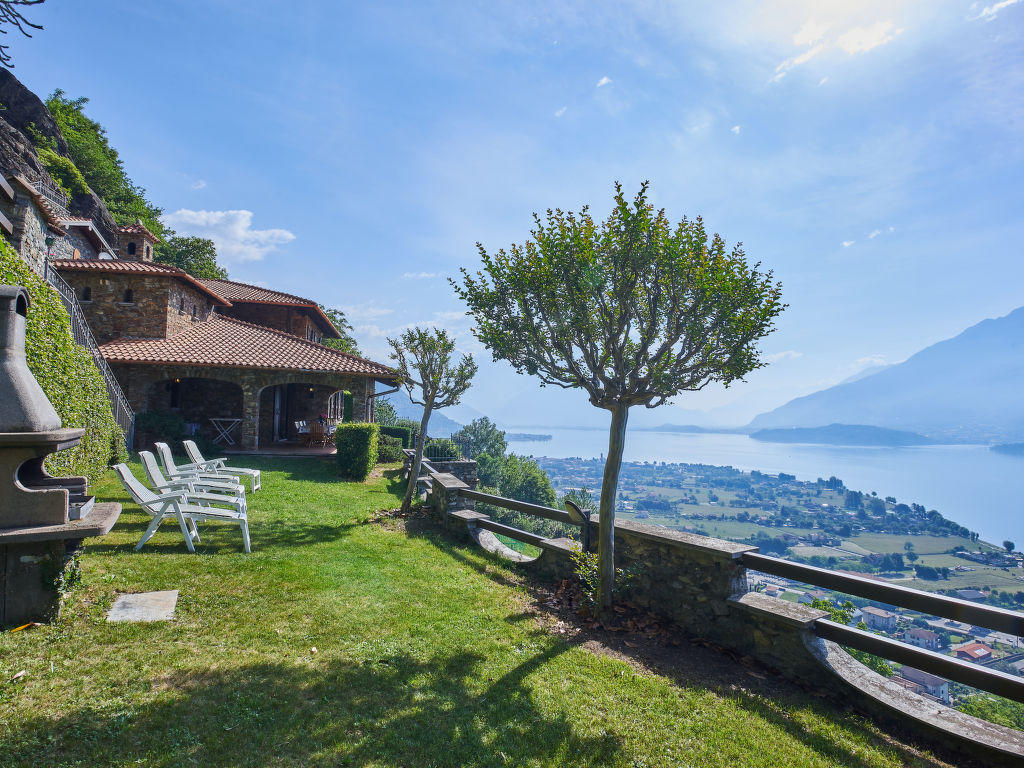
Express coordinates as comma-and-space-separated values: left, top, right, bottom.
335, 422, 379, 480
343, 391, 354, 422
135, 409, 187, 441
377, 435, 403, 464
379, 425, 412, 448
0, 235, 126, 481
424, 438, 460, 460
395, 418, 420, 445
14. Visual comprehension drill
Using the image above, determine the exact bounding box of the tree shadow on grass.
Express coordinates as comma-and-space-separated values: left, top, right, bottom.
0, 647, 619, 768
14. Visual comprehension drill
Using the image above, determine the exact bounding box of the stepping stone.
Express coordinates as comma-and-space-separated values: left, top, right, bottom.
106, 590, 178, 622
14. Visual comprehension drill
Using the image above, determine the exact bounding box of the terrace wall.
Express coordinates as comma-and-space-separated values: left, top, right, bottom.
426, 467, 1024, 766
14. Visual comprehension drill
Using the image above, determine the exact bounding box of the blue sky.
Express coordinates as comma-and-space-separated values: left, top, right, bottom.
12, 0, 1024, 428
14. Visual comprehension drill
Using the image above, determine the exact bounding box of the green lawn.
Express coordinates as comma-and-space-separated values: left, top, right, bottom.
0, 457, 951, 767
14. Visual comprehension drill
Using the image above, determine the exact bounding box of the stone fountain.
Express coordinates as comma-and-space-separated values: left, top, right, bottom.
0, 285, 120, 625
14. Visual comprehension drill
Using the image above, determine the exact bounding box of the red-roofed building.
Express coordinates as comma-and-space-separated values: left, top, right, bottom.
3, 169, 397, 449
955, 642, 994, 663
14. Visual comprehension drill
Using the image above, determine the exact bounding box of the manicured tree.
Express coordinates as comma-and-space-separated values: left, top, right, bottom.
388, 327, 477, 513
453, 182, 785, 610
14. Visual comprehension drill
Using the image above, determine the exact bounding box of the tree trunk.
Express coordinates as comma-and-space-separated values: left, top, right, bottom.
597, 404, 629, 611
402, 404, 433, 513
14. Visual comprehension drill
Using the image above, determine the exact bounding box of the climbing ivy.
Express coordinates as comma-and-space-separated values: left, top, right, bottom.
0, 235, 126, 480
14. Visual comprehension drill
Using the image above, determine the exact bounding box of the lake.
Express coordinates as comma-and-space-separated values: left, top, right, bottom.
504, 428, 1024, 545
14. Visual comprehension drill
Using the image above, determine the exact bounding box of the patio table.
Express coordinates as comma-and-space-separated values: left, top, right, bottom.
209, 417, 242, 446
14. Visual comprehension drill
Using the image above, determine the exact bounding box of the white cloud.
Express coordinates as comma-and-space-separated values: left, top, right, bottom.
854, 355, 887, 369
190, 179, 207, 190
554, 106, 567, 118
765, 350, 803, 362
731, 125, 741, 134
837, 20, 903, 54
841, 240, 855, 247
818, 76, 829, 86
162, 209, 295, 263
793, 19, 830, 46
401, 271, 437, 279
868, 229, 882, 239
341, 304, 393, 323
596, 76, 612, 87
773, 42, 826, 81
976, 0, 1022, 21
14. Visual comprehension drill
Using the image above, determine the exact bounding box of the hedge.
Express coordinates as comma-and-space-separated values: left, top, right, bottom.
335, 422, 379, 481
377, 435, 403, 464
0, 235, 127, 481
342, 391, 354, 422
379, 425, 412, 449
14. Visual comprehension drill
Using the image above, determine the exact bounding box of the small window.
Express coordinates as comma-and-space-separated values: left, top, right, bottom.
145, 244, 151, 258
126, 242, 137, 256
81, 286, 92, 302
123, 289, 134, 304
191, 305, 197, 319
179, 296, 185, 312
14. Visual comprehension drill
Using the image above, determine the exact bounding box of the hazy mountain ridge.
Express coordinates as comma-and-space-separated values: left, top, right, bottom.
748, 306, 1024, 443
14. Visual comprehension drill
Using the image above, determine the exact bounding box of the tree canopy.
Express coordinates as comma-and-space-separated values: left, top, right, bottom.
452, 416, 507, 459
454, 182, 784, 609
45, 89, 166, 237
319, 305, 360, 356
388, 326, 477, 512
155, 236, 228, 279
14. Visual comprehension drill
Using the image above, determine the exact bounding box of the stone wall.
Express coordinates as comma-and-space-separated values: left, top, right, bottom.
165, 282, 215, 337
3, 190, 53, 275
426, 473, 1024, 766
62, 229, 99, 260
60, 272, 169, 343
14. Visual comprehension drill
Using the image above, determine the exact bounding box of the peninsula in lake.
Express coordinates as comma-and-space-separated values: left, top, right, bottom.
750, 424, 936, 447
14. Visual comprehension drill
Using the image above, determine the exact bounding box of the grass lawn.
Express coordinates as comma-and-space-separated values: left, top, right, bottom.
0, 456, 953, 767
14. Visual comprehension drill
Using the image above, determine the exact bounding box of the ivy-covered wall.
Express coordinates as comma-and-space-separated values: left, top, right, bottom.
0, 235, 126, 480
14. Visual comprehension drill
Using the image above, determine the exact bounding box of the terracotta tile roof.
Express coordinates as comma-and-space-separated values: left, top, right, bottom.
956, 642, 993, 660
199, 278, 342, 338
9, 175, 67, 235
118, 219, 161, 242
99, 314, 398, 377
49, 258, 231, 306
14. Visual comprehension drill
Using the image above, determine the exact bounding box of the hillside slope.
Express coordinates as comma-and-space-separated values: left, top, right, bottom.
748, 306, 1024, 443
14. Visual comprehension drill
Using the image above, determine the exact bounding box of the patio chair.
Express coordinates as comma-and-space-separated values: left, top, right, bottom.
183, 440, 261, 492
155, 442, 240, 486
114, 464, 251, 553
140, 450, 247, 509
304, 422, 327, 448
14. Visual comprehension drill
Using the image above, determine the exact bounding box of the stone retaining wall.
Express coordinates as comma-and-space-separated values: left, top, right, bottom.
424, 463, 1024, 765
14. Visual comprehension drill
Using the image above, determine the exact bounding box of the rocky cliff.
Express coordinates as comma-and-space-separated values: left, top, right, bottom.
0, 69, 119, 243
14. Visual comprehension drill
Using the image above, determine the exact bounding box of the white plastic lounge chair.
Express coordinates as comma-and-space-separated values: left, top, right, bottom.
139, 450, 246, 510
183, 440, 261, 492
114, 464, 250, 553
155, 442, 240, 485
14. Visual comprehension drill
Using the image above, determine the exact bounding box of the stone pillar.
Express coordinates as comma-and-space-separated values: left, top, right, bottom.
240, 385, 260, 450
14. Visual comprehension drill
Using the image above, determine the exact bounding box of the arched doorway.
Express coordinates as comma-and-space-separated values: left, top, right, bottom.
145, 377, 244, 445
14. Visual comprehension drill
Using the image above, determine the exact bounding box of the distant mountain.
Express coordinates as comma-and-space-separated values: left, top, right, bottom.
750, 424, 935, 447
383, 396, 464, 437
748, 306, 1024, 443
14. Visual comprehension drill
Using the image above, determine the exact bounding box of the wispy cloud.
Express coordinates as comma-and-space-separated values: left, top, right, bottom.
731, 125, 741, 134
401, 271, 437, 279
975, 0, 1022, 21
596, 76, 612, 87
837, 20, 903, 54
868, 229, 882, 239
765, 350, 803, 362
841, 240, 855, 247
772, 42, 826, 81
818, 76, 829, 86
190, 179, 207, 190
162, 209, 295, 263
554, 106, 567, 118
793, 19, 830, 47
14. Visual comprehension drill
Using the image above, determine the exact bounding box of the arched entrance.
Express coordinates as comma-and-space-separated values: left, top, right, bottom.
145, 377, 244, 445
258, 383, 343, 445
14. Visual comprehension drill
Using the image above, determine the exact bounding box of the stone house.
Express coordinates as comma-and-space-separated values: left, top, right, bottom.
904, 627, 942, 651
899, 667, 950, 705
3, 171, 397, 451
861, 605, 898, 632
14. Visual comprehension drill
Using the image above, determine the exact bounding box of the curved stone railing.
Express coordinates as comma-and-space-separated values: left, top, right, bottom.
422, 470, 1024, 765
